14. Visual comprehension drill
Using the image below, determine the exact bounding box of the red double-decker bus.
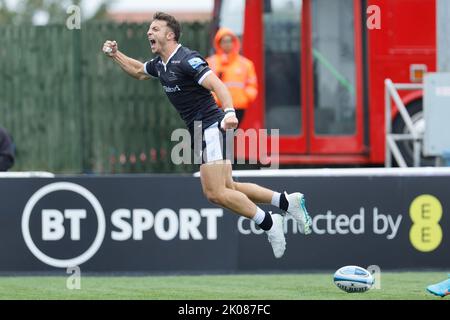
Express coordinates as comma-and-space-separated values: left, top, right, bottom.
212, 0, 436, 166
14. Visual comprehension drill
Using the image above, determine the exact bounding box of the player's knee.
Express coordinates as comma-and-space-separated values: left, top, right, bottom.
226, 180, 237, 190
232, 181, 242, 191
203, 189, 224, 205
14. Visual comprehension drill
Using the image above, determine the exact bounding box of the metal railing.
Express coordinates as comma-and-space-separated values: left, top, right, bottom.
385, 79, 423, 167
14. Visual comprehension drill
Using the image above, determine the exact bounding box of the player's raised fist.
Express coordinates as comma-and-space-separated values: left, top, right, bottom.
102, 40, 118, 57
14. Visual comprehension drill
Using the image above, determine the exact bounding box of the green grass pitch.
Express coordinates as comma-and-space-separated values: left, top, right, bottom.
0, 272, 446, 300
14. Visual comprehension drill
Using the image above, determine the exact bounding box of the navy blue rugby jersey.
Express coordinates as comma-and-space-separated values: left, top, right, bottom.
144, 45, 224, 131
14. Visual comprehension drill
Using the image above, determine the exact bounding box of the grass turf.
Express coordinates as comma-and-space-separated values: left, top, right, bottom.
0, 272, 446, 300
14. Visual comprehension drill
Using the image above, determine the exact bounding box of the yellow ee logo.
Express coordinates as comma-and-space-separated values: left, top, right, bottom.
409, 195, 443, 252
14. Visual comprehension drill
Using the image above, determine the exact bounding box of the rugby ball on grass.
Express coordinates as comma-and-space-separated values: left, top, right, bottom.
333, 265, 374, 293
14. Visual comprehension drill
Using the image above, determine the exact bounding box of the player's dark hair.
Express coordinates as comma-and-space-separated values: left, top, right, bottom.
153, 12, 181, 42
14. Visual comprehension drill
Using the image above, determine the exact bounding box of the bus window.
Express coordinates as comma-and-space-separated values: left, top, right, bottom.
264, 0, 302, 136
312, 0, 356, 135
218, 0, 245, 37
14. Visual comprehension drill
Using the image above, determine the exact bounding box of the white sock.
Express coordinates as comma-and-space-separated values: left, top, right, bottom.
271, 192, 281, 208
252, 206, 266, 225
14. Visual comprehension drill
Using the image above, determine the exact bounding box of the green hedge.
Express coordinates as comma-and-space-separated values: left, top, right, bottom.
0, 22, 210, 173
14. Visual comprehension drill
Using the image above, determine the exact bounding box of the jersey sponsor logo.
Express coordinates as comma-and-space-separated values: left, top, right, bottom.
163, 85, 181, 93
188, 57, 205, 70
171, 60, 181, 64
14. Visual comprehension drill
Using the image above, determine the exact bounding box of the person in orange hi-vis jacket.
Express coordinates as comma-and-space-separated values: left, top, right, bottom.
206, 28, 258, 125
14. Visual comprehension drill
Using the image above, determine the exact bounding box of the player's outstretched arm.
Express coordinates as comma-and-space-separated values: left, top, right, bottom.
102, 40, 150, 81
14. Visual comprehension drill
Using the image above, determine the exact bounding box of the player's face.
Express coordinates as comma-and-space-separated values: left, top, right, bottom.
147, 20, 173, 54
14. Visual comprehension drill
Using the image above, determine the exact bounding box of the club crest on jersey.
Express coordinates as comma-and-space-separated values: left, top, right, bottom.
188, 57, 204, 70
168, 71, 178, 81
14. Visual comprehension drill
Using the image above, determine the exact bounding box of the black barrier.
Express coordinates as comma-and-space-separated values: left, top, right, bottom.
0, 173, 448, 272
